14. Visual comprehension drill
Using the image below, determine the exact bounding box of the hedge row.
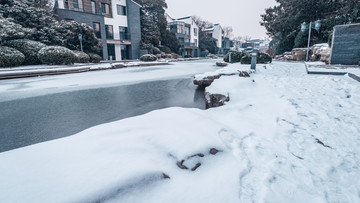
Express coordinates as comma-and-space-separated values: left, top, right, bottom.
224, 52, 272, 64
0, 46, 25, 67
0, 39, 102, 68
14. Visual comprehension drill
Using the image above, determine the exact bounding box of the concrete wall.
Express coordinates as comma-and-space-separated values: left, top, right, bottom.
55, 9, 108, 60
330, 23, 360, 65
126, 0, 141, 59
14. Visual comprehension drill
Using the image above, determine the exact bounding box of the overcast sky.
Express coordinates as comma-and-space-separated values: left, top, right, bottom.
165, 0, 278, 39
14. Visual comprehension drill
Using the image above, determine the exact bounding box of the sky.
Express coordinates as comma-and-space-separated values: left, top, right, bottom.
165, 0, 278, 39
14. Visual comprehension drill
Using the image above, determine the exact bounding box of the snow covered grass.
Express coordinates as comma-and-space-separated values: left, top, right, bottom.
0, 61, 360, 202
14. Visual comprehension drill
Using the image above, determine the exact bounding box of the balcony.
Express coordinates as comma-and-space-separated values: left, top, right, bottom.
183, 42, 196, 47
120, 33, 131, 41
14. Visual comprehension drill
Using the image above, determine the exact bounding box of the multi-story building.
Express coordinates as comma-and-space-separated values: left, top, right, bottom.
166, 14, 199, 57
51, 0, 141, 60
203, 24, 232, 54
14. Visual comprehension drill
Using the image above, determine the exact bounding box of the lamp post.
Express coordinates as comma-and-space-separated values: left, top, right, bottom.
78, 33, 83, 52
250, 49, 259, 71
301, 20, 321, 61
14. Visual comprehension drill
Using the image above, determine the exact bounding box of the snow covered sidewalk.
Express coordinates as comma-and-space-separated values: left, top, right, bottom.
0, 61, 169, 79
0, 61, 359, 202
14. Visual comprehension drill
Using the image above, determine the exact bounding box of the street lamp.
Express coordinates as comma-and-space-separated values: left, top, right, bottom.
78, 33, 83, 52
301, 20, 321, 61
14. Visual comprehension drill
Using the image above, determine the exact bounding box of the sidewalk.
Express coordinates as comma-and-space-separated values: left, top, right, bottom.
0, 61, 169, 80
305, 61, 360, 82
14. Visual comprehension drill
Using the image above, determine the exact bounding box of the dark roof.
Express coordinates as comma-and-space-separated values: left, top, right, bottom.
177, 16, 192, 20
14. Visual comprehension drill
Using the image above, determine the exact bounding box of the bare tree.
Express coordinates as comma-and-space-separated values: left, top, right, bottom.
193, 16, 213, 31
222, 26, 233, 38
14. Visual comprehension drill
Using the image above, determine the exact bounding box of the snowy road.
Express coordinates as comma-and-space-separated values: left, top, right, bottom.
0, 61, 359, 202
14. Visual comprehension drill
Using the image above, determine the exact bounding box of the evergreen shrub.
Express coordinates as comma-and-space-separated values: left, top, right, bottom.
37, 46, 76, 65
240, 53, 272, 64
5, 39, 46, 65
73, 50, 90, 63
160, 46, 172, 54
88, 53, 101, 63
140, 54, 157, 62
0, 46, 25, 67
224, 52, 245, 63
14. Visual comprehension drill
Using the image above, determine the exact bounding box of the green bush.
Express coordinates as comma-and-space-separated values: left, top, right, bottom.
37, 46, 76, 65
0, 46, 25, 67
73, 50, 90, 63
258, 53, 272, 63
88, 53, 101, 63
152, 47, 161, 55
160, 45, 172, 54
240, 54, 251, 64
140, 54, 157, 62
224, 51, 245, 63
4, 39, 46, 65
240, 53, 272, 64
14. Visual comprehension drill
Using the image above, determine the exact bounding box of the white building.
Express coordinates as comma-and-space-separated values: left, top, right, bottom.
104, 0, 142, 60
204, 24, 223, 50
166, 14, 199, 57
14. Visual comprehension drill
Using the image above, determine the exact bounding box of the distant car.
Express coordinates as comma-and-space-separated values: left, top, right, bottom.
184, 55, 191, 58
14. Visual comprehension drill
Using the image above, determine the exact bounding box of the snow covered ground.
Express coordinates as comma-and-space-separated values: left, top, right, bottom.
0, 61, 359, 202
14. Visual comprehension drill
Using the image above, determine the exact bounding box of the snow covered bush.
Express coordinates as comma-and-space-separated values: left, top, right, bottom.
0, 1, 102, 53
160, 45, 172, 54
240, 53, 272, 64
140, 54, 157, 62
88, 53, 101, 63
73, 50, 90, 63
0, 16, 32, 41
37, 46, 76, 65
223, 52, 245, 63
257, 53, 272, 63
4, 39, 46, 65
0, 46, 25, 67
152, 47, 161, 55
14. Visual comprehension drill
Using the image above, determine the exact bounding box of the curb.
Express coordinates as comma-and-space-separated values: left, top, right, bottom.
304, 62, 360, 82
348, 73, 360, 82
0, 62, 170, 80
0, 67, 90, 80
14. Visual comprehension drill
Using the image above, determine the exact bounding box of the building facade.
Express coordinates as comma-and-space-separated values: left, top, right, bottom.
204, 24, 231, 54
166, 14, 199, 57
52, 0, 141, 61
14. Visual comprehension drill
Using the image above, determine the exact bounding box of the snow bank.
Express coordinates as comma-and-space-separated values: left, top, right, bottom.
1, 61, 360, 202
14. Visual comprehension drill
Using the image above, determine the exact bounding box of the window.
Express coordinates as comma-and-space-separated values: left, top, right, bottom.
185, 27, 190, 35
105, 25, 113, 39
101, 3, 110, 15
73, 0, 79, 8
194, 28, 198, 36
93, 22, 101, 38
117, 5, 126, 15
91, 1, 96, 14
177, 22, 184, 34
194, 39, 198, 46
119, 26, 130, 40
